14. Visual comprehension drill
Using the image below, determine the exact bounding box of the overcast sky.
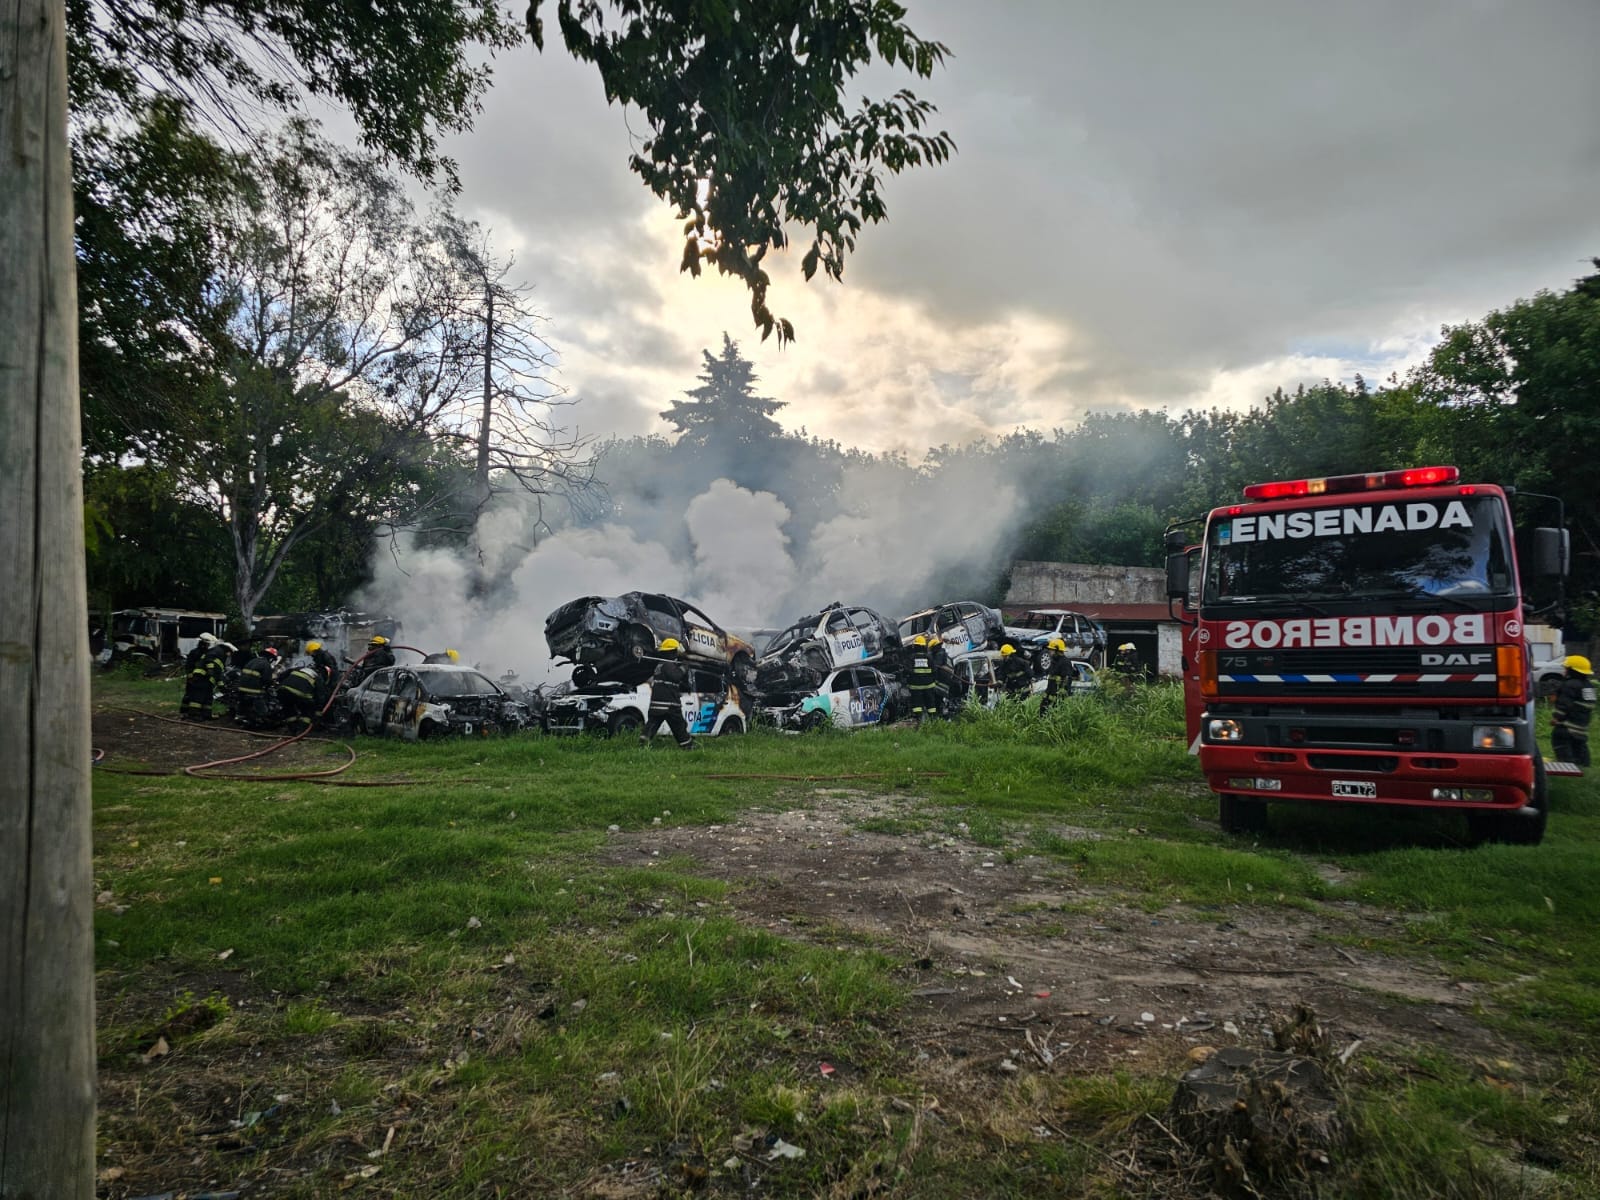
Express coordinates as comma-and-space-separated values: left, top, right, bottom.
418, 0, 1600, 456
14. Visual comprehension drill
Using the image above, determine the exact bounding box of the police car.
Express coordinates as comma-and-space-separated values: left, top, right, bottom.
759, 665, 906, 732
542, 668, 748, 738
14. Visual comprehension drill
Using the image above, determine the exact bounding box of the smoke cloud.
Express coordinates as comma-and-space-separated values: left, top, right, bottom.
359, 464, 1023, 684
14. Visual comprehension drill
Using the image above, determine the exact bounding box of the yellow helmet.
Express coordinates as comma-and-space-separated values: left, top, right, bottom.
658, 638, 682, 652
1000, 644, 1016, 657
1047, 638, 1067, 653
369, 635, 389, 646
911, 634, 929, 647
306, 641, 322, 652
1566, 655, 1593, 675
1118, 643, 1135, 652
446, 648, 460, 662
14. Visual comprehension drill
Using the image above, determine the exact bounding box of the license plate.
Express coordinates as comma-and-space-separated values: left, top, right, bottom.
1332, 779, 1377, 798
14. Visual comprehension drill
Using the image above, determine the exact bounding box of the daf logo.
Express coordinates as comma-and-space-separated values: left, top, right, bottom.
1421, 652, 1492, 667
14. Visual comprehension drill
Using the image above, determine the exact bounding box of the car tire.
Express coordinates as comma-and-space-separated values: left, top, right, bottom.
1219, 793, 1268, 835
572, 664, 598, 689
624, 626, 653, 661
608, 710, 643, 737
720, 717, 745, 736
800, 710, 828, 733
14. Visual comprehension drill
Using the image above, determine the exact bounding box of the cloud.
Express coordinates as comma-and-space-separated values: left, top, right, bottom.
425, 0, 1599, 453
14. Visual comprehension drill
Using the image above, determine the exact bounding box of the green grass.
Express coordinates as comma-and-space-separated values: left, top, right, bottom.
90, 677, 1600, 1197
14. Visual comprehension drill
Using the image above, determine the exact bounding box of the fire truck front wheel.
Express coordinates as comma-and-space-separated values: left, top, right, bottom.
1218, 793, 1269, 835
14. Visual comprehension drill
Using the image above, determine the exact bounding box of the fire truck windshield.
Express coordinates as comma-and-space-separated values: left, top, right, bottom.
1204, 494, 1515, 608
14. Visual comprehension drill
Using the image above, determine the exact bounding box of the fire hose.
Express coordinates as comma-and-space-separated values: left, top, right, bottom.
94, 644, 438, 785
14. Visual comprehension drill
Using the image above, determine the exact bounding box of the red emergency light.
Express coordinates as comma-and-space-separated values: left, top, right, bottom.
1242, 465, 1459, 501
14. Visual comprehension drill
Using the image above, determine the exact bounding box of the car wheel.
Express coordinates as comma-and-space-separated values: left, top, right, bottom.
720, 716, 745, 736
418, 720, 441, 740
572, 663, 598, 689
800, 710, 828, 733
624, 626, 653, 661
608, 710, 643, 737
1218, 793, 1268, 835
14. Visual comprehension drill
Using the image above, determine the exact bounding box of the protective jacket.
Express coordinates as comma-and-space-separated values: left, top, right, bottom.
1000, 655, 1033, 697
649, 659, 690, 706
1554, 672, 1595, 733
237, 654, 278, 698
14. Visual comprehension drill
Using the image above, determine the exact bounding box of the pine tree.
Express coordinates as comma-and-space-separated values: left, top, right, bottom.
659, 333, 787, 450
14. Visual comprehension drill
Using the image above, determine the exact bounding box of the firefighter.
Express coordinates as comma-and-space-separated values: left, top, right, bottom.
1038, 638, 1071, 717
180, 635, 232, 720
183, 631, 217, 675
234, 646, 281, 726
349, 634, 396, 684
639, 638, 696, 749
998, 643, 1033, 699
907, 635, 940, 722
278, 660, 323, 733
1114, 642, 1140, 675
422, 648, 461, 664
1551, 655, 1595, 767
306, 641, 342, 704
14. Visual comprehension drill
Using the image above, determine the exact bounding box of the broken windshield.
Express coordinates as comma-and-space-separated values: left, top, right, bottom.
1204, 494, 1515, 607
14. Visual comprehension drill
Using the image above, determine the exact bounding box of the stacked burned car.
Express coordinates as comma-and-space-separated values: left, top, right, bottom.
759, 665, 907, 732
754, 602, 899, 693
545, 592, 757, 689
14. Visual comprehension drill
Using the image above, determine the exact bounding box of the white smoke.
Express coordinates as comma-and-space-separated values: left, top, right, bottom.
359, 471, 1023, 684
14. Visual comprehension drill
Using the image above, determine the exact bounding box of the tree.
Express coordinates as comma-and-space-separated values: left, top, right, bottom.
662, 333, 787, 447
538, 0, 956, 341
1408, 259, 1600, 612
1, 2, 95, 1195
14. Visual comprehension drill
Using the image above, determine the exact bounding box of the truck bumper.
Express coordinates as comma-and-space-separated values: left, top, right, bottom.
1199, 744, 1535, 810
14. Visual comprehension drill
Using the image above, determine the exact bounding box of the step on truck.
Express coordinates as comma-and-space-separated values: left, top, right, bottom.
1165, 466, 1571, 844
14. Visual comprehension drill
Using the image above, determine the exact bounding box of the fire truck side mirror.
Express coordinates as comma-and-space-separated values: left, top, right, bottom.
1530, 527, 1569, 579
1166, 551, 1191, 599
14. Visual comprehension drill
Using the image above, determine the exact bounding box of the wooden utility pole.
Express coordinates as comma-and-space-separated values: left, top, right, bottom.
0, 0, 97, 1195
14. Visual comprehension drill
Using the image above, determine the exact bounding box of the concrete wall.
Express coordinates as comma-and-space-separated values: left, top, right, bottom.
1005, 560, 1167, 607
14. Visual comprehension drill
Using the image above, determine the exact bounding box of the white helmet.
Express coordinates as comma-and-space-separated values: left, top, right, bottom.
198, 632, 218, 646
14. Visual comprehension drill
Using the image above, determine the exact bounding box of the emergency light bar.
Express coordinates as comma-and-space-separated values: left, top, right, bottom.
1242, 465, 1459, 501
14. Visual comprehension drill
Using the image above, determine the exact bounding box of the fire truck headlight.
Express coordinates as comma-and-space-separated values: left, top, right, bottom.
1207, 718, 1243, 742
1471, 725, 1516, 750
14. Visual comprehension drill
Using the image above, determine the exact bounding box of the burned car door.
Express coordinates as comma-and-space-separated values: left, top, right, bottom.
847, 608, 887, 661
675, 600, 728, 665
383, 670, 426, 738
682, 668, 726, 735
353, 668, 394, 732
822, 609, 867, 667
847, 668, 887, 727
640, 594, 686, 653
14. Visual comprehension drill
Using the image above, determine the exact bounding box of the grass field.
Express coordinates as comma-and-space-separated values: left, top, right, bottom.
90, 673, 1600, 1198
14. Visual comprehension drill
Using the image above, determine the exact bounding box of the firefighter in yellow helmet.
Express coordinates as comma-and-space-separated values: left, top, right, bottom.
1039, 637, 1071, 717
907, 634, 940, 722
1552, 655, 1595, 767
349, 633, 396, 686
422, 647, 462, 664
640, 638, 696, 749
998, 642, 1032, 699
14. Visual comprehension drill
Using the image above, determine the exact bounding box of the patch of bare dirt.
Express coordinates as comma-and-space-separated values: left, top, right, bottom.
600, 787, 1518, 1075
93, 705, 350, 775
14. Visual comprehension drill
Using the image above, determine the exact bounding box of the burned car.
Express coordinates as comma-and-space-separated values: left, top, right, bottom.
343, 664, 529, 739
897, 600, 1006, 658
1003, 608, 1107, 666
545, 592, 756, 688
544, 667, 748, 738
755, 602, 899, 692
759, 665, 906, 733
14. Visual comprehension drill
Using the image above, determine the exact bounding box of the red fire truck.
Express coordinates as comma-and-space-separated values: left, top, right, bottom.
1166, 466, 1570, 844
